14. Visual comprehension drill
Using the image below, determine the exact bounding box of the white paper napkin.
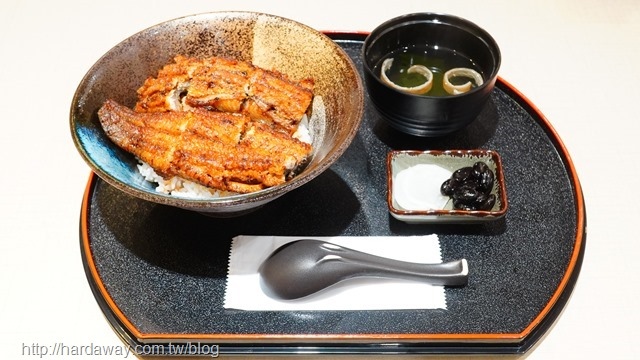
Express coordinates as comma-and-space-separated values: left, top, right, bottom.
224, 235, 447, 311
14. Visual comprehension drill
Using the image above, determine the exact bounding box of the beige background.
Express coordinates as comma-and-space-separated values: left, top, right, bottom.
1, 0, 637, 358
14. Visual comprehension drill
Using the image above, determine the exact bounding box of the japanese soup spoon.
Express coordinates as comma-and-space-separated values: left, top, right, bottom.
258, 239, 468, 300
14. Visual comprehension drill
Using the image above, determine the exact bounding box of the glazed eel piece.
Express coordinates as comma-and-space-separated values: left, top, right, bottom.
134, 55, 315, 136
98, 99, 312, 194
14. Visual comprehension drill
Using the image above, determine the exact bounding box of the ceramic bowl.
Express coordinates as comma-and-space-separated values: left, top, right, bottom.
387, 150, 508, 223
363, 13, 501, 137
70, 12, 364, 216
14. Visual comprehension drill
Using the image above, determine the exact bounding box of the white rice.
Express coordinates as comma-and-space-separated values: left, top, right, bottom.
137, 99, 318, 199
137, 160, 231, 199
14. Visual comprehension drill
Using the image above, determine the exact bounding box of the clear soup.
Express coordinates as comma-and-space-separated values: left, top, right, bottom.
375, 46, 484, 96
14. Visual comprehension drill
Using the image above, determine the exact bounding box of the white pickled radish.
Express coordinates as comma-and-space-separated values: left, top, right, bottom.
393, 164, 452, 210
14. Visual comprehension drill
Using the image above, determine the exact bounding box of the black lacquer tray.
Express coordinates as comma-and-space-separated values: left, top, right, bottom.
80, 33, 586, 355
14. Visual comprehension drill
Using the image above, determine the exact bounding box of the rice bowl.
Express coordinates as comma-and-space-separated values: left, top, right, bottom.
70, 12, 364, 216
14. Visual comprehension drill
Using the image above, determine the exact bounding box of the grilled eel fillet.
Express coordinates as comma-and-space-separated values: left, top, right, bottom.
134, 56, 314, 135
98, 99, 312, 194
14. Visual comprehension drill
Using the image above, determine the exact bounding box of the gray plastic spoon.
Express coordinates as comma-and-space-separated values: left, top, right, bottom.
258, 239, 468, 300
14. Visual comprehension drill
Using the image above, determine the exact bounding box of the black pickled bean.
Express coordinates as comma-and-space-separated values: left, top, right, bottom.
472, 161, 489, 179
440, 161, 496, 210
440, 179, 456, 196
476, 169, 495, 193
453, 185, 479, 205
452, 167, 473, 182
475, 193, 496, 210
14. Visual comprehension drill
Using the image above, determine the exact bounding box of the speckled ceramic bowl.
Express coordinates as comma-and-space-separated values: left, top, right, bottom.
70, 12, 364, 216
387, 150, 508, 223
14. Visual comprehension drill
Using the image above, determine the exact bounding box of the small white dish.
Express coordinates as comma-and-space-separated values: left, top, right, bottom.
387, 150, 508, 224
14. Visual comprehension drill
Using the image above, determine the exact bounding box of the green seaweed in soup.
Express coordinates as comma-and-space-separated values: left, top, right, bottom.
377, 46, 484, 96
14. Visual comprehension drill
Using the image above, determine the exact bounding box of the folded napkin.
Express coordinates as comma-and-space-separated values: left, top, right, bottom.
224, 235, 447, 311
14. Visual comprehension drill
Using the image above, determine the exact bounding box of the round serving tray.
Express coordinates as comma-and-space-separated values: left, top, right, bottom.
79, 33, 585, 355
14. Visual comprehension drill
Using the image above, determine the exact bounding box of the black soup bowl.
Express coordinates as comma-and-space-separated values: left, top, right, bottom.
363, 13, 501, 137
